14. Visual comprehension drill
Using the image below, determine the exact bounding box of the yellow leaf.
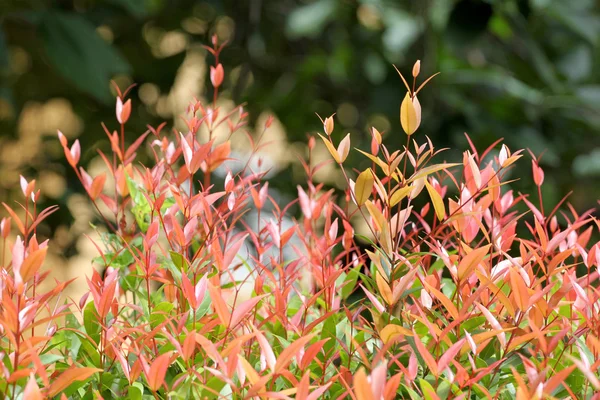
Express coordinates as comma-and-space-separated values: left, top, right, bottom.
239, 356, 260, 385
355, 169, 374, 205
318, 134, 341, 163
365, 201, 385, 231
400, 92, 418, 135
380, 324, 413, 344
356, 149, 390, 175
389, 186, 413, 207
408, 163, 460, 183
425, 181, 446, 221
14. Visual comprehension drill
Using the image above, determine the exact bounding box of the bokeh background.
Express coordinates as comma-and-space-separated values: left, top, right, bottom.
1, 0, 600, 297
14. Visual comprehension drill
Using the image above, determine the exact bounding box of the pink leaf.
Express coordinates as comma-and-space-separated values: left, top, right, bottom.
230, 294, 267, 328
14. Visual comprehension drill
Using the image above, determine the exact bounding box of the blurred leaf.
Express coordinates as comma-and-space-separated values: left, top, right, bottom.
510, 13, 561, 91
363, 52, 387, 84
488, 14, 513, 39
39, 11, 130, 103
286, 0, 336, 39
106, 0, 148, 18
445, 70, 544, 105
576, 84, 600, 103
573, 148, 600, 177
549, 3, 600, 45
558, 45, 592, 82
0, 29, 8, 70
382, 9, 421, 58
427, 0, 454, 31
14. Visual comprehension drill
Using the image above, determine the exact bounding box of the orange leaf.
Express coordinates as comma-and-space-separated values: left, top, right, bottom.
353, 368, 375, 400
506, 331, 538, 352
544, 365, 576, 394
8, 368, 33, 383
457, 245, 491, 281
47, 367, 102, 397
375, 272, 393, 305
422, 280, 459, 321
474, 271, 515, 318
509, 268, 530, 312
412, 329, 438, 376
274, 334, 314, 374
208, 141, 231, 171
20, 247, 47, 282
208, 282, 231, 326
89, 173, 107, 200
24, 375, 43, 400
2, 203, 25, 235
146, 352, 172, 392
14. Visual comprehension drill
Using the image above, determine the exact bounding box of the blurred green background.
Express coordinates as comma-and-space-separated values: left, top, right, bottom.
1, 0, 600, 258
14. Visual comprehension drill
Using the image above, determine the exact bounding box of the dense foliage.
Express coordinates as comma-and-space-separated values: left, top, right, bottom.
2, 0, 600, 219
1, 40, 600, 399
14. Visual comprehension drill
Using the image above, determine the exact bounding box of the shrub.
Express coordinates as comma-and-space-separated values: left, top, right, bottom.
2, 38, 600, 400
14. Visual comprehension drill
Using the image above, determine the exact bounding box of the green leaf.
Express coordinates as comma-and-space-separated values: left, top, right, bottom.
402, 384, 422, 400
83, 301, 101, 346
150, 302, 174, 329
419, 379, 436, 400
39, 11, 130, 103
39, 354, 64, 365
128, 382, 144, 400
321, 315, 337, 355
195, 290, 212, 320
170, 251, 187, 272
127, 177, 153, 231
340, 266, 360, 300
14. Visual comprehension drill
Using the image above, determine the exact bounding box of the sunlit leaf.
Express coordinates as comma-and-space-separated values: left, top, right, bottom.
355, 169, 374, 205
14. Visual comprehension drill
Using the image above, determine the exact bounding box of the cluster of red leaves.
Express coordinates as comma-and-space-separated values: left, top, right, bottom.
1, 40, 600, 400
